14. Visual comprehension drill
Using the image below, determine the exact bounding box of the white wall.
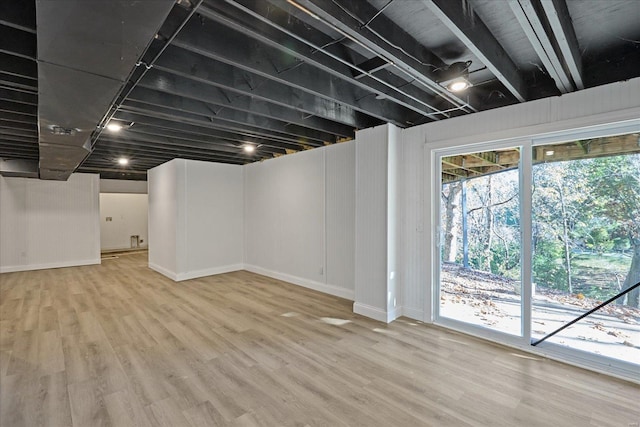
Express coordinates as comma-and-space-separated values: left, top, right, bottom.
182, 160, 243, 280
353, 124, 401, 322
0, 173, 100, 273
399, 77, 640, 322
148, 160, 178, 278
99, 193, 148, 251
244, 143, 355, 300
148, 159, 244, 281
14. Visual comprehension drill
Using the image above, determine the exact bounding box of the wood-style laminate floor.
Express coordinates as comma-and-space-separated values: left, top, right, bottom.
1, 253, 638, 426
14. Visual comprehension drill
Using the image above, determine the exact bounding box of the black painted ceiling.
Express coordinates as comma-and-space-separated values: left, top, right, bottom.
1, 0, 639, 180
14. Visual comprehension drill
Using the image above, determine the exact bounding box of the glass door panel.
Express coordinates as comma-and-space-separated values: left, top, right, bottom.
439, 148, 522, 336
531, 134, 640, 364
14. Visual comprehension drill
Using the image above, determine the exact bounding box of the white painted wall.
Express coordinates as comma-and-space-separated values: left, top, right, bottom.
399, 77, 640, 322
182, 160, 243, 280
353, 124, 401, 322
244, 143, 355, 300
148, 160, 178, 279
0, 173, 100, 273
148, 159, 244, 281
99, 193, 148, 251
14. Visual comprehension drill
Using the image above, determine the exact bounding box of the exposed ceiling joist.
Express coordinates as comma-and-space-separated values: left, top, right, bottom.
539, 0, 584, 90
421, 0, 527, 102
508, 0, 574, 93
197, 1, 443, 122
289, 0, 474, 113
130, 80, 355, 138
151, 47, 375, 129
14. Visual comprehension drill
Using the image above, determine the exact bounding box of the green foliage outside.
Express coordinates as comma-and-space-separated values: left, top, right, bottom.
441, 151, 640, 306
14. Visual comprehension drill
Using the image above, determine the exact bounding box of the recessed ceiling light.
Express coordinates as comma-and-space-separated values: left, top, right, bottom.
244, 145, 255, 153
118, 158, 129, 165
106, 123, 122, 132
545, 150, 555, 156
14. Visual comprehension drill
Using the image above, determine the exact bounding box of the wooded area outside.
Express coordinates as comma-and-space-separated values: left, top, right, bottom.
439, 133, 639, 364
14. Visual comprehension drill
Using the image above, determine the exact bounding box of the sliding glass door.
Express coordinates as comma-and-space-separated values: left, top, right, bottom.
531, 135, 640, 364
434, 126, 640, 374
439, 147, 522, 336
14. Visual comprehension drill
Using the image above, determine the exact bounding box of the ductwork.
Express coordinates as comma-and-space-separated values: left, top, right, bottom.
35, 0, 175, 180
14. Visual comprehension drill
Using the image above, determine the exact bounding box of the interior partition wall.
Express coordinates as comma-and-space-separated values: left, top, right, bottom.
431, 120, 640, 382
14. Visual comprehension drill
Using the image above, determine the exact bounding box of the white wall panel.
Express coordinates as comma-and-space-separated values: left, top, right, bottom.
244, 160, 279, 271
354, 125, 388, 311
148, 159, 178, 279
244, 143, 355, 299
99, 193, 148, 251
273, 149, 325, 282
398, 134, 427, 320
0, 173, 100, 273
399, 76, 640, 323
325, 142, 356, 292
182, 160, 243, 279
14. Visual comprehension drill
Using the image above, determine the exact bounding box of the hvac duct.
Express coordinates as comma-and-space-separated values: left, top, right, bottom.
35, 0, 175, 180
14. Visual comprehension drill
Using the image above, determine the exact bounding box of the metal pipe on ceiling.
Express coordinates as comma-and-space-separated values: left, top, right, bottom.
280, 0, 475, 114
215, 0, 457, 120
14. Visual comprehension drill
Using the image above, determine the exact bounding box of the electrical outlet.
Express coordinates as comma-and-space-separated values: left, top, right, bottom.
106, 217, 112, 222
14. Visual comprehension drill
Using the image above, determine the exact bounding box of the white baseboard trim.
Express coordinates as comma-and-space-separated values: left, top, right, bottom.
243, 264, 354, 301
0, 258, 101, 274
400, 306, 425, 321
148, 263, 178, 281
176, 264, 244, 281
353, 302, 396, 323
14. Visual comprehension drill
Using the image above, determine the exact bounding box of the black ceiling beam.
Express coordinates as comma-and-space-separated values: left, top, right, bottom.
120, 126, 299, 154
86, 149, 248, 167
0, 127, 37, 138
177, 7, 433, 125
99, 132, 286, 158
509, 0, 574, 93
0, 87, 38, 105
111, 111, 318, 147
150, 51, 376, 129
0, 1, 36, 33
130, 82, 354, 138
0, 100, 37, 116
540, 0, 584, 90
0, 133, 37, 144
279, 0, 473, 112
93, 138, 260, 163
119, 99, 333, 145
0, 24, 36, 60
0, 72, 37, 93
220, 0, 457, 119
421, 0, 527, 102
0, 120, 37, 132
124, 122, 303, 152
0, 111, 36, 124
0, 52, 37, 80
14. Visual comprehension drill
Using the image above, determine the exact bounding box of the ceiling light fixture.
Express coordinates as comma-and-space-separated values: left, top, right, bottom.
118, 158, 129, 165
447, 78, 471, 92
106, 123, 122, 132
441, 61, 473, 93
243, 145, 255, 153
545, 150, 555, 156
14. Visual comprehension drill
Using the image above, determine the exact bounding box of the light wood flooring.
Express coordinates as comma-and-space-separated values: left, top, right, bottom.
1, 253, 638, 426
